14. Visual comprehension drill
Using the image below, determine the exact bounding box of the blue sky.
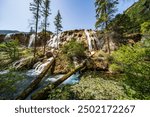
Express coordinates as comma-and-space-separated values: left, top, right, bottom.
0, 0, 138, 32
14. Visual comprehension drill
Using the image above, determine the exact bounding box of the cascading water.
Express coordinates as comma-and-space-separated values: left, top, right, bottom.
84, 30, 93, 51
48, 33, 62, 48
28, 34, 35, 48
46, 71, 80, 85
0, 70, 9, 75
26, 57, 54, 76
4, 33, 14, 41
91, 30, 102, 49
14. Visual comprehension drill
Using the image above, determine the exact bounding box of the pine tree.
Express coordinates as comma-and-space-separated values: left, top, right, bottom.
41, 0, 51, 55
54, 10, 63, 48
30, 0, 42, 57
95, 0, 118, 53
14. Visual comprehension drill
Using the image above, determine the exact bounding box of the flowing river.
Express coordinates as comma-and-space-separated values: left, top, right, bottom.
0, 70, 80, 100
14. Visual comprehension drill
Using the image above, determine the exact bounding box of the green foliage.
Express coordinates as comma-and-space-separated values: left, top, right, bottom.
95, 0, 118, 29
48, 85, 75, 100
62, 39, 86, 60
141, 21, 150, 34
109, 63, 122, 73
54, 10, 63, 33
111, 39, 150, 99
48, 71, 129, 100
0, 72, 25, 99
0, 40, 20, 61
124, 0, 150, 33
109, 14, 133, 34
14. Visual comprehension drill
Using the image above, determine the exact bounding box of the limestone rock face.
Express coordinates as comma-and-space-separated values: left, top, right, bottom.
48, 30, 97, 51
0, 29, 121, 53
47, 29, 120, 53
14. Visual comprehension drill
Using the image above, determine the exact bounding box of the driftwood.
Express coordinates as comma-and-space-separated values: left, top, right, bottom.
16, 57, 55, 100
31, 62, 86, 100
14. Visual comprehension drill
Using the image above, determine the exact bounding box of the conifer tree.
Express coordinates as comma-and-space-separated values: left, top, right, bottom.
30, 0, 42, 57
54, 10, 63, 48
41, 0, 51, 54
95, 0, 118, 53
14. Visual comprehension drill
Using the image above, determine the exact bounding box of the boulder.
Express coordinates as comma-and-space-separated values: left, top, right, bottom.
46, 51, 53, 58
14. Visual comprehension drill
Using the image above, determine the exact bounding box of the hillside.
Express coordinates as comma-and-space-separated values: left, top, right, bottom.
125, 0, 150, 33
0, 30, 19, 35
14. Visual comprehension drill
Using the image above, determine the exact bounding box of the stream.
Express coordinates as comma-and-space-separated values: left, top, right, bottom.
0, 70, 81, 100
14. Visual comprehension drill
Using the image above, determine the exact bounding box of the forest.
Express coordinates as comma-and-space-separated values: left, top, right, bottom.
0, 0, 150, 100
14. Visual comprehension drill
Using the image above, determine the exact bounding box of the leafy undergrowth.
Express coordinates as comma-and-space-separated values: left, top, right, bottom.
0, 72, 26, 100
48, 71, 133, 100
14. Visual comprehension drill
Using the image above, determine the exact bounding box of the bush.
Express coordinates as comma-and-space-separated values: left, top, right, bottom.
141, 21, 150, 34
0, 72, 25, 99
61, 39, 85, 60
109, 63, 122, 73
111, 39, 150, 99
0, 40, 20, 61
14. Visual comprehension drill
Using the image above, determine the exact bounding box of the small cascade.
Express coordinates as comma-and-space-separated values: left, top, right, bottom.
48, 33, 62, 48
26, 57, 54, 76
84, 30, 93, 51
13, 57, 30, 69
28, 34, 35, 48
91, 30, 101, 49
4, 33, 14, 41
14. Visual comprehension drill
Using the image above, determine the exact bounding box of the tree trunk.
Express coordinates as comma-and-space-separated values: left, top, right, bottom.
31, 62, 86, 100
34, 1, 40, 57
43, 16, 47, 55
57, 30, 59, 49
106, 35, 111, 54
16, 57, 55, 100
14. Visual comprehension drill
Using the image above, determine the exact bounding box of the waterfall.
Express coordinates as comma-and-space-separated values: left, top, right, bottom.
48, 33, 61, 48
4, 33, 14, 41
26, 57, 54, 76
91, 31, 101, 49
28, 34, 35, 48
84, 30, 93, 51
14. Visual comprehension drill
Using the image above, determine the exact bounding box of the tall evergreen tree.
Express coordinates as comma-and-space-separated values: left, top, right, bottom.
95, 0, 118, 53
54, 10, 63, 48
41, 0, 51, 54
30, 0, 42, 57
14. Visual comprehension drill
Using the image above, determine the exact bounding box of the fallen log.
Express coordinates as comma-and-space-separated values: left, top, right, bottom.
31, 62, 86, 100
16, 57, 55, 100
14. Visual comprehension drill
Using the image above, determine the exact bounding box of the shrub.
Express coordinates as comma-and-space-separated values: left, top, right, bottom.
111, 39, 150, 99
61, 39, 85, 60
109, 63, 122, 73
0, 40, 20, 61
0, 72, 25, 99
141, 21, 150, 34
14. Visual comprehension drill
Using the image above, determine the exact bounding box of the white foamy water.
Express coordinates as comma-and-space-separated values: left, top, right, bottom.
84, 30, 93, 51
26, 57, 54, 76
0, 70, 9, 75
48, 33, 62, 48
28, 34, 35, 48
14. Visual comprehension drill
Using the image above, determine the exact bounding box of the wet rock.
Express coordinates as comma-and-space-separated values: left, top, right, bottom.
46, 51, 53, 58
13, 56, 37, 70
